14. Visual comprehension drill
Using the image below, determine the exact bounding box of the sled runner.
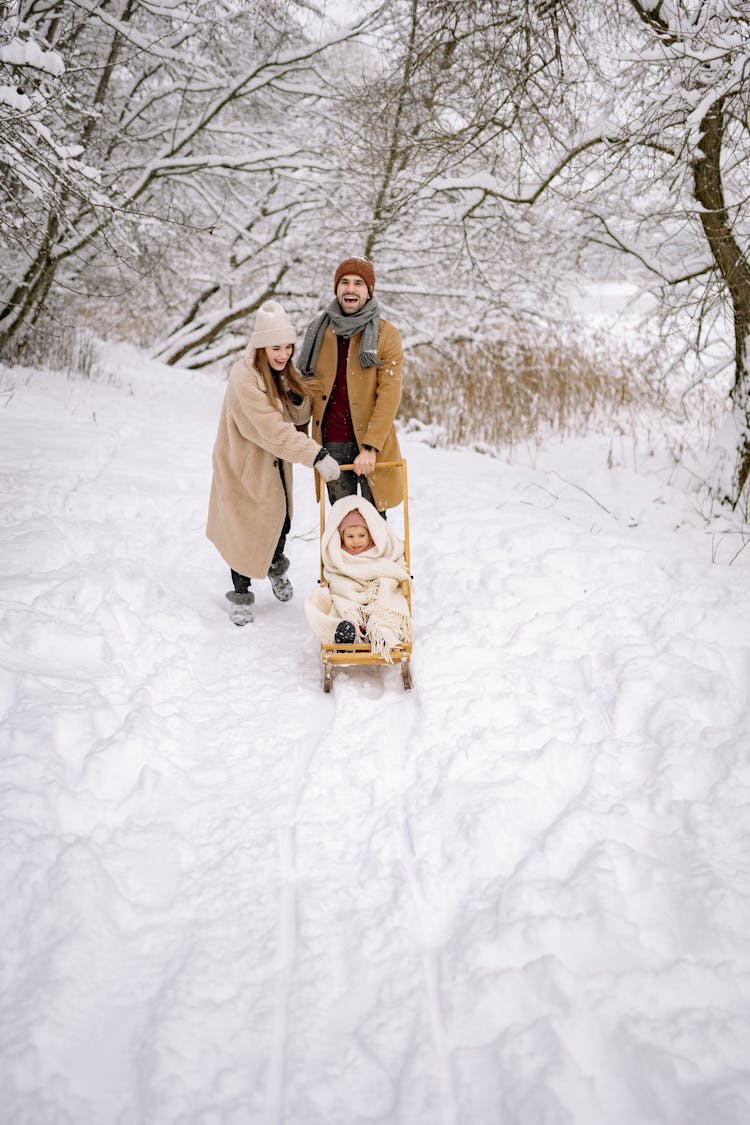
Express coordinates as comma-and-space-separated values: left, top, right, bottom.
317, 459, 413, 693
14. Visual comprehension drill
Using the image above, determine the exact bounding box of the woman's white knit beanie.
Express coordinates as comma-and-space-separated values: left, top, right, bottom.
249, 300, 296, 349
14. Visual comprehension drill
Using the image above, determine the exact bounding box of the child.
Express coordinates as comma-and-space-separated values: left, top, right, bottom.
305, 495, 412, 661
206, 300, 340, 625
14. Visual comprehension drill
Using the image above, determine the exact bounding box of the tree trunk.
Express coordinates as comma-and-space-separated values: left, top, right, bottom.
0, 212, 61, 347
363, 0, 420, 259
692, 97, 750, 505
0, 3, 134, 352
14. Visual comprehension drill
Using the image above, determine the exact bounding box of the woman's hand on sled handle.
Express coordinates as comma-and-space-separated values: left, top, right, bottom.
314, 448, 341, 482
353, 445, 376, 476
316, 454, 341, 482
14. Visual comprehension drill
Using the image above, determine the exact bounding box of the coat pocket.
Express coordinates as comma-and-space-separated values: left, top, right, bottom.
240, 449, 279, 500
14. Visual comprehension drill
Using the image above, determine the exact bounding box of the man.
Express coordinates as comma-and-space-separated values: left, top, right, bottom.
298, 256, 404, 512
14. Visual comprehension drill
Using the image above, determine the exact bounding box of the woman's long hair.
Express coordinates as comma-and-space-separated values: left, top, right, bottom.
253, 346, 316, 407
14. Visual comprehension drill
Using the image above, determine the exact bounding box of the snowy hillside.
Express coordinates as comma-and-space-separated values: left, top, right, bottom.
1, 346, 749, 1124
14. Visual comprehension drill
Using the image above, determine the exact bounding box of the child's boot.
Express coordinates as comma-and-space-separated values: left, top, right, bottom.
225, 589, 255, 626
268, 554, 293, 602
334, 620, 357, 646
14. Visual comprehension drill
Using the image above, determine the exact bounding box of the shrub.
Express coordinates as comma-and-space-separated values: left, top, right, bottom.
0, 322, 102, 380
401, 325, 664, 448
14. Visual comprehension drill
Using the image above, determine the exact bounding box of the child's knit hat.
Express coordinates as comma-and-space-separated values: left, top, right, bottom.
338, 508, 367, 532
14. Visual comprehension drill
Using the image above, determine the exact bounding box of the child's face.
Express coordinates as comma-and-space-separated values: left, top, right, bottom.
341, 524, 372, 554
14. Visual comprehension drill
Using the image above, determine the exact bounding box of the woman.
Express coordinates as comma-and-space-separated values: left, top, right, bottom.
206, 300, 340, 625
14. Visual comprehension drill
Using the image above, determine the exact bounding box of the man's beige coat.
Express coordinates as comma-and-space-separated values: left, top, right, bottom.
206, 349, 321, 577
309, 319, 403, 510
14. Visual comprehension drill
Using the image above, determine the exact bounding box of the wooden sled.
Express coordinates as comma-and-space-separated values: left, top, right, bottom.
317, 459, 413, 693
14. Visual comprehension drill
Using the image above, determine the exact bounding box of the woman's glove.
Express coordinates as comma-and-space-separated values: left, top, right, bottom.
314, 449, 341, 482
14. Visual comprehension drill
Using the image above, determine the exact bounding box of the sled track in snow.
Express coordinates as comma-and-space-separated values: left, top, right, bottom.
257, 674, 463, 1124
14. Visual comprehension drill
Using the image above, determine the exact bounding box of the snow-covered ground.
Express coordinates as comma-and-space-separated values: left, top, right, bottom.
1, 344, 749, 1125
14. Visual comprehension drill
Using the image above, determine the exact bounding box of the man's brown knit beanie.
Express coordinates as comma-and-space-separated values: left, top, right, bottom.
334, 257, 375, 297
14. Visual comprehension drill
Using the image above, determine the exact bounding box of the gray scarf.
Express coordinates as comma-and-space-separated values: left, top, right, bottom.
298, 297, 381, 376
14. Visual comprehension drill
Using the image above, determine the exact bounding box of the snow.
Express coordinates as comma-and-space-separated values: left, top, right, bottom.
0, 84, 31, 111
1, 344, 750, 1124
0, 38, 64, 77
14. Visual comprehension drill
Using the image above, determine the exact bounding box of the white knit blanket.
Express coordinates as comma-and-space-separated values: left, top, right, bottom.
305, 495, 412, 661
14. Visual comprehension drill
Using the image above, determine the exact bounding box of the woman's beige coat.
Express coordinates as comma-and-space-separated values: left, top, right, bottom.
206, 348, 322, 577
309, 319, 403, 510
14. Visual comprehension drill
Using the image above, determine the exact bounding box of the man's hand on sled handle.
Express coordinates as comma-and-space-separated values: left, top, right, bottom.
353, 445, 376, 476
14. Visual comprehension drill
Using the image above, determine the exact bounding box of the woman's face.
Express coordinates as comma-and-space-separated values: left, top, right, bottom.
265, 344, 293, 371
341, 524, 372, 555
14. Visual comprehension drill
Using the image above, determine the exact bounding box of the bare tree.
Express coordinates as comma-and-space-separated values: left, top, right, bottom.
626, 1, 750, 502
298, 0, 543, 347
386, 0, 750, 503
0, 0, 379, 355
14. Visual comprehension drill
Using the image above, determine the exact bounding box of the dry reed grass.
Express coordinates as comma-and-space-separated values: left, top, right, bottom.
401, 327, 665, 448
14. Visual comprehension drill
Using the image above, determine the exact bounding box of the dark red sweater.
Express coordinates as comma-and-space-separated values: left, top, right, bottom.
322, 335, 356, 443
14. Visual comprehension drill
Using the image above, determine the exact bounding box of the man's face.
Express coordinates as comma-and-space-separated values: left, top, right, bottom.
336, 274, 370, 315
